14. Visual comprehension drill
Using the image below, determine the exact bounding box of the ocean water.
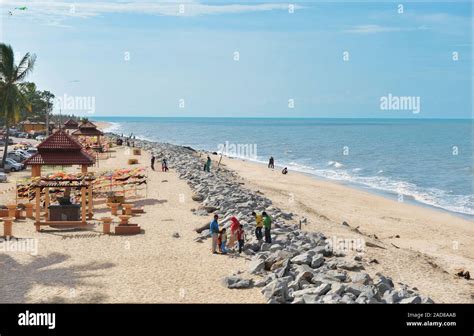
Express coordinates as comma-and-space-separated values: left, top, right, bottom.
94, 117, 474, 218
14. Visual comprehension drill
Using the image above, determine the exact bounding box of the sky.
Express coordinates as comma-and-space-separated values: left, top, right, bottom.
0, 0, 472, 118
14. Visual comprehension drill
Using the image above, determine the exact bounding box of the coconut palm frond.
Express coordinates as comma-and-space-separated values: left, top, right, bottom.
15, 53, 36, 82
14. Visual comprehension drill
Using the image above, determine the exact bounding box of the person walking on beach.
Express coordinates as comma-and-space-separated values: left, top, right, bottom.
219, 228, 228, 254
262, 211, 272, 244
210, 214, 219, 254
151, 156, 155, 171
237, 224, 245, 253
162, 158, 169, 172
228, 216, 240, 250
268, 156, 274, 169
252, 211, 263, 240
205, 156, 211, 172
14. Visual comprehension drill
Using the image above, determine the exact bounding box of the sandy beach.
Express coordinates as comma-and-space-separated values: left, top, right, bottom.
0, 121, 472, 303
0, 134, 263, 303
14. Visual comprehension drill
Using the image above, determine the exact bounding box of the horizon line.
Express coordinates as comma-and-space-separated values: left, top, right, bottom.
87, 116, 474, 120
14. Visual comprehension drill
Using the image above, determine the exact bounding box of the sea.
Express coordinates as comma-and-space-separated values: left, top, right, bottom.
93, 117, 474, 218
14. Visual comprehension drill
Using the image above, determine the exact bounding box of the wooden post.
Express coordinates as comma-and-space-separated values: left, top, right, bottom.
122, 204, 133, 216
6, 204, 17, 219
44, 187, 50, 219
31, 165, 41, 177
118, 215, 131, 225
101, 217, 112, 234
35, 187, 41, 231
88, 184, 93, 219
25, 203, 34, 218
108, 203, 120, 216
3, 217, 13, 238
81, 186, 87, 224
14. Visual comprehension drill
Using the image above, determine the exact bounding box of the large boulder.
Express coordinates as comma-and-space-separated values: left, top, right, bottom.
338, 261, 365, 272
261, 279, 289, 303
399, 296, 422, 304
374, 274, 394, 296
222, 276, 253, 289
310, 254, 325, 268
248, 258, 266, 274
350, 272, 372, 285
290, 253, 312, 265
293, 283, 332, 298
302, 294, 319, 304
192, 193, 205, 202
321, 293, 342, 303
274, 259, 291, 278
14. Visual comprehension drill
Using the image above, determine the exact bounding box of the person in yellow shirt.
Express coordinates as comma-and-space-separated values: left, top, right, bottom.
252, 211, 263, 240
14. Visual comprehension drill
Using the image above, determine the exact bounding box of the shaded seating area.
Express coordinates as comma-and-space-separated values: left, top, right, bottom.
23, 130, 96, 231
72, 121, 104, 151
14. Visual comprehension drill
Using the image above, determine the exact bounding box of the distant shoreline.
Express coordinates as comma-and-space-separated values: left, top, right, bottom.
92, 116, 474, 121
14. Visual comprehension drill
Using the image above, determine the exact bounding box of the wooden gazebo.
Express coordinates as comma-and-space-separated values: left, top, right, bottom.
63, 119, 79, 133
23, 130, 96, 231
71, 121, 104, 143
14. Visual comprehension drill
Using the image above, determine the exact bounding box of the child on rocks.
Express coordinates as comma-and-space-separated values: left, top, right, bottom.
237, 225, 245, 253
219, 228, 228, 254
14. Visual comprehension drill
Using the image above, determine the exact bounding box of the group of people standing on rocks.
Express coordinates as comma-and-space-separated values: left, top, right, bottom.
210, 215, 245, 254
151, 156, 168, 172
209, 211, 272, 255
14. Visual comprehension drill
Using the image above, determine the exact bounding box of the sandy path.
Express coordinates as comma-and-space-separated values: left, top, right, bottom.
219, 156, 474, 303
0, 146, 264, 303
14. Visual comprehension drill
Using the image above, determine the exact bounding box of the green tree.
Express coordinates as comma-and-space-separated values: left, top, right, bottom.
21, 83, 55, 123
0, 43, 36, 168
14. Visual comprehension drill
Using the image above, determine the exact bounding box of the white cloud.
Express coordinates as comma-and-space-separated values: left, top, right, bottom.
2, 0, 298, 19
344, 24, 428, 34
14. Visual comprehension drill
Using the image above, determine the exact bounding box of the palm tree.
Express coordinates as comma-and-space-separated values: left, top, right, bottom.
0, 43, 36, 168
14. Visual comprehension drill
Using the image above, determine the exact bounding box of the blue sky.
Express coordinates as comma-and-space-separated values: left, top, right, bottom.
1, 0, 472, 118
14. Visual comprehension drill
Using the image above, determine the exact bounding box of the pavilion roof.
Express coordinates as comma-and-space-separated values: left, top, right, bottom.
78, 121, 98, 129
63, 119, 79, 129
24, 151, 96, 166
71, 128, 104, 136
24, 130, 95, 166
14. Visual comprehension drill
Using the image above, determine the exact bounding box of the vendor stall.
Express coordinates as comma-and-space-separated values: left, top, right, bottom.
23, 130, 96, 231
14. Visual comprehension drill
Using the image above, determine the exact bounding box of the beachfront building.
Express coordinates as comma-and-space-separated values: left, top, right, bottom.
23, 130, 96, 231
19, 120, 46, 133
63, 119, 79, 134
71, 121, 104, 144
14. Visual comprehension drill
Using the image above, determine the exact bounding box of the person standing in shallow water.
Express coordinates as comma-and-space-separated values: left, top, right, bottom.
268, 156, 274, 169
262, 211, 272, 244
210, 214, 219, 254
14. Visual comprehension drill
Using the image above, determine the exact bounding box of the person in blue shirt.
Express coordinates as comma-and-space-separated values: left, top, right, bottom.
209, 214, 219, 254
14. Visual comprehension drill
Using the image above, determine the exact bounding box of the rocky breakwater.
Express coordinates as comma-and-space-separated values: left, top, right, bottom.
107, 134, 434, 304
